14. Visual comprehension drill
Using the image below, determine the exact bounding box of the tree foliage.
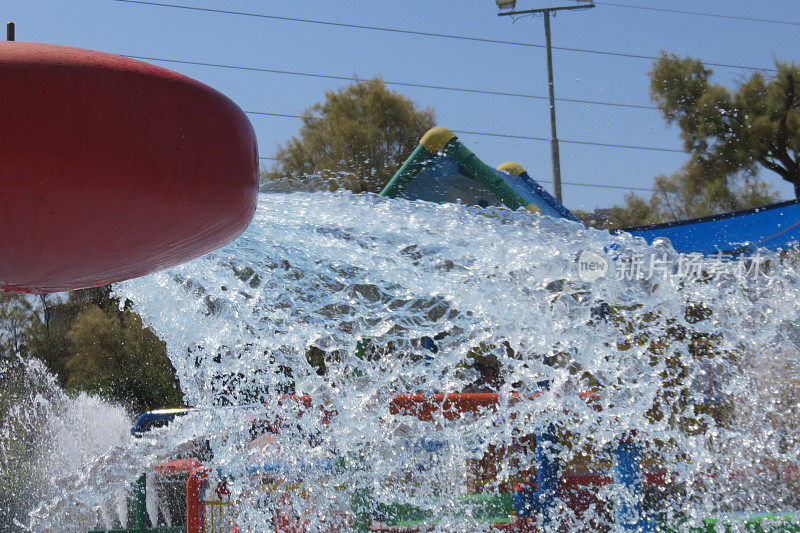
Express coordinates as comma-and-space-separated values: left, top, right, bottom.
590, 53, 796, 229
65, 306, 182, 413
0, 288, 183, 526
261, 78, 435, 193
589, 170, 776, 230
24, 295, 77, 383
0, 295, 33, 358
0, 287, 183, 414
651, 53, 800, 198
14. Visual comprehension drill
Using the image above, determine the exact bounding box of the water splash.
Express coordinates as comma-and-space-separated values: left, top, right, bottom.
0, 358, 132, 532
34, 192, 800, 530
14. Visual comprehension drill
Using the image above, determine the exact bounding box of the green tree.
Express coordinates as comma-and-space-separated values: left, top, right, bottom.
574, 194, 664, 229
651, 53, 800, 198
596, 168, 775, 229
261, 78, 436, 193
0, 295, 33, 358
592, 53, 794, 229
25, 294, 77, 385
65, 305, 183, 413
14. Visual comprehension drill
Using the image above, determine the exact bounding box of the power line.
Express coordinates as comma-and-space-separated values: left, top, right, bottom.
256, 155, 655, 192
595, 2, 800, 27
451, 129, 683, 153
245, 110, 683, 154
246, 111, 303, 118
246, 111, 301, 119
111, 0, 542, 46
127, 54, 657, 111
544, 180, 655, 192
112, 0, 777, 73
130, 55, 658, 111
108, 1, 685, 193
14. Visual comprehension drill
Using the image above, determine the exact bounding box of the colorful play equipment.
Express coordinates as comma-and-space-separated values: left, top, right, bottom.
381, 127, 800, 256
96, 398, 800, 532
0, 42, 258, 293
104, 398, 666, 533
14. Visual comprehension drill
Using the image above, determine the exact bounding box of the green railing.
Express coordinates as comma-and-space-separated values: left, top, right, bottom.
352, 491, 514, 532
88, 473, 188, 533
656, 513, 800, 532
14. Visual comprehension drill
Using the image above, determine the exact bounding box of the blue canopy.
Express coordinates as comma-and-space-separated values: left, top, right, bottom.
621, 200, 800, 255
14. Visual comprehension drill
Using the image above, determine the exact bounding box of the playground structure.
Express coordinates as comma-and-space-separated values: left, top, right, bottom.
103, 395, 666, 533
381, 127, 800, 256
94, 394, 799, 532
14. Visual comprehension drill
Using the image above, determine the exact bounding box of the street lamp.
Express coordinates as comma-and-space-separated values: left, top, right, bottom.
497, 1, 595, 203
496, 0, 517, 10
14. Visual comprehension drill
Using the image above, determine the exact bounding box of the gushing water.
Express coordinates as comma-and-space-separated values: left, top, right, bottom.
33, 192, 800, 530
0, 358, 131, 532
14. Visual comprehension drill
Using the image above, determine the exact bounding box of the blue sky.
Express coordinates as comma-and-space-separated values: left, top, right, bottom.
5, 0, 799, 212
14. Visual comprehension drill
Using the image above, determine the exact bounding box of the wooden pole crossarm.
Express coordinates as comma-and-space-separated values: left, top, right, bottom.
497, 4, 595, 17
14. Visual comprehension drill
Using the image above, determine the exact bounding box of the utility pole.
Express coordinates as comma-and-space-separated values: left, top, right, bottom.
498, 2, 595, 203
543, 11, 561, 203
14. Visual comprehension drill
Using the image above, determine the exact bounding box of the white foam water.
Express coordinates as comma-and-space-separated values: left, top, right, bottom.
0, 358, 132, 532
30, 192, 800, 530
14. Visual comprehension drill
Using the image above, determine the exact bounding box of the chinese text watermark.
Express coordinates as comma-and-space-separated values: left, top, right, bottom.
577, 250, 768, 283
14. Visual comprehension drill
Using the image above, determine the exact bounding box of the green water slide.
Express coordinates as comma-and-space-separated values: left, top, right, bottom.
380, 127, 579, 221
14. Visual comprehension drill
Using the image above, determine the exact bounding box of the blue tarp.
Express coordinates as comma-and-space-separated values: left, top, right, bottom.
622, 199, 800, 255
